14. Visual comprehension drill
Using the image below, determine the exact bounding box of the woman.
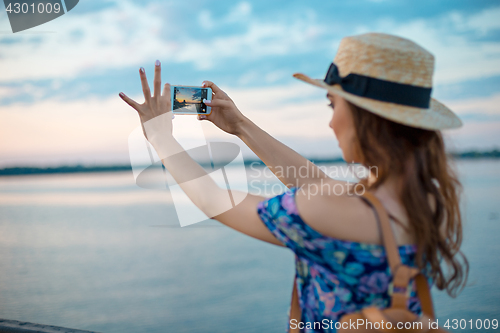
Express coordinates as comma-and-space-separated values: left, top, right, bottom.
119, 33, 468, 332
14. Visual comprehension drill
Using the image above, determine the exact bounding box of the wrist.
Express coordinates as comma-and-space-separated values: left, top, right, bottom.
234, 115, 252, 138
143, 113, 179, 159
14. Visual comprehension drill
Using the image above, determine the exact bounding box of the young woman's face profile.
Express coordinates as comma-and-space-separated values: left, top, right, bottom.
327, 93, 360, 163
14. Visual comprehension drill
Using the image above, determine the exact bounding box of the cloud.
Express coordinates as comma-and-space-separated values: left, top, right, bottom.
2, 79, 498, 166
366, 9, 500, 84
198, 10, 214, 30
0, 0, 327, 82
226, 2, 252, 23
444, 93, 500, 116
2, 1, 499, 90
445, 121, 500, 151
0, 96, 139, 166
198, 2, 252, 30
1, 1, 499, 166
143, 7, 327, 71
0, 83, 334, 166
450, 6, 500, 36
440, 93, 500, 125
0, 1, 168, 82
0, 86, 16, 100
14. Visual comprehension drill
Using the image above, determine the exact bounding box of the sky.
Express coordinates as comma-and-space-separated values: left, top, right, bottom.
0, 0, 499, 167
175, 88, 199, 104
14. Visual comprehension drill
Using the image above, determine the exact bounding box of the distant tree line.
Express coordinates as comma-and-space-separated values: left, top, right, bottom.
0, 149, 498, 176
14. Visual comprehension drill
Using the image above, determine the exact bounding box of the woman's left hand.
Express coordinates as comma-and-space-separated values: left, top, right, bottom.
119, 60, 172, 138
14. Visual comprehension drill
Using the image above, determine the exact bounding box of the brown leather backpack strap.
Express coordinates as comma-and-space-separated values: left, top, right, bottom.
360, 191, 402, 272
359, 192, 438, 325
361, 192, 420, 309
289, 275, 301, 333
361, 307, 432, 333
415, 273, 436, 319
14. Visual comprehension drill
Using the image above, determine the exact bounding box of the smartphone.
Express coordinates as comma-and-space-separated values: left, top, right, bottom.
171, 85, 212, 115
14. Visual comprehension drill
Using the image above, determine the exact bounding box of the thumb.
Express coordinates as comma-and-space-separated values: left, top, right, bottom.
204, 98, 230, 108
197, 114, 209, 121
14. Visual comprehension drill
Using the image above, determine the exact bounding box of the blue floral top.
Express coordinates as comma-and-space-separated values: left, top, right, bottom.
257, 187, 432, 333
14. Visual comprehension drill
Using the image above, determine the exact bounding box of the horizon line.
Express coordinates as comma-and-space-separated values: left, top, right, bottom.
0, 148, 499, 177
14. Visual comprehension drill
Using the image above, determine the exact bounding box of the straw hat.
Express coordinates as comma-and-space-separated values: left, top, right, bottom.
293, 33, 462, 130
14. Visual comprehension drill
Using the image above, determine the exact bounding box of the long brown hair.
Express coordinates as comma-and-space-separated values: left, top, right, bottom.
348, 102, 469, 297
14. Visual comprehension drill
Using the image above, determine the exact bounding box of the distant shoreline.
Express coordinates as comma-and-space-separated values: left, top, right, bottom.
1, 149, 499, 177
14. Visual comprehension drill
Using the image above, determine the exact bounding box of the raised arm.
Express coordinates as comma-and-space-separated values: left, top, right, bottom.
236, 116, 328, 188
119, 62, 283, 246
200, 81, 340, 188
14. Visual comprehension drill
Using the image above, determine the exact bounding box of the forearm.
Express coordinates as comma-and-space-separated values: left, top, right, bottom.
159, 137, 282, 245
153, 134, 282, 246
160, 137, 243, 218
121, 68, 272, 234
236, 117, 329, 187
144, 114, 232, 217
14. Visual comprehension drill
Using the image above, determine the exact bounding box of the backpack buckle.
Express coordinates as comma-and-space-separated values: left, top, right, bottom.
388, 282, 412, 297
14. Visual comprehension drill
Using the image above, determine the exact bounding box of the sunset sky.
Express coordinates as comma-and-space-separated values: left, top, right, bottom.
0, 0, 499, 167
175, 88, 199, 104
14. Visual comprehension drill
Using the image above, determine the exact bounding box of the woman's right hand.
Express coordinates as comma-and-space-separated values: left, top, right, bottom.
198, 81, 247, 136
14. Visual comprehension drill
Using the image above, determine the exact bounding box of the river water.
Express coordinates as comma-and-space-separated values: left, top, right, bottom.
0, 160, 498, 332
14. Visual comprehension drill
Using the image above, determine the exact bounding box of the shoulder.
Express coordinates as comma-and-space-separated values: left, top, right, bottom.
293, 183, 380, 243
294, 183, 368, 220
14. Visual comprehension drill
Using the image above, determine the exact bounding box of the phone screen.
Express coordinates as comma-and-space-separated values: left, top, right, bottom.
173, 87, 209, 113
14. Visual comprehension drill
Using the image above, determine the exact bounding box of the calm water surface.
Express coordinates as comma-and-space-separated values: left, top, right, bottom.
0, 160, 498, 332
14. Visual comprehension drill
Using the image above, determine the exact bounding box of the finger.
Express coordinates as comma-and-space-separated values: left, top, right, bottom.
119, 92, 141, 111
139, 67, 152, 104
153, 60, 161, 103
197, 114, 208, 121
204, 98, 229, 108
202, 80, 223, 95
161, 83, 171, 109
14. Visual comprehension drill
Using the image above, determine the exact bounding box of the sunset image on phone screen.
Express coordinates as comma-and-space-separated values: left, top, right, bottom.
173, 87, 207, 113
